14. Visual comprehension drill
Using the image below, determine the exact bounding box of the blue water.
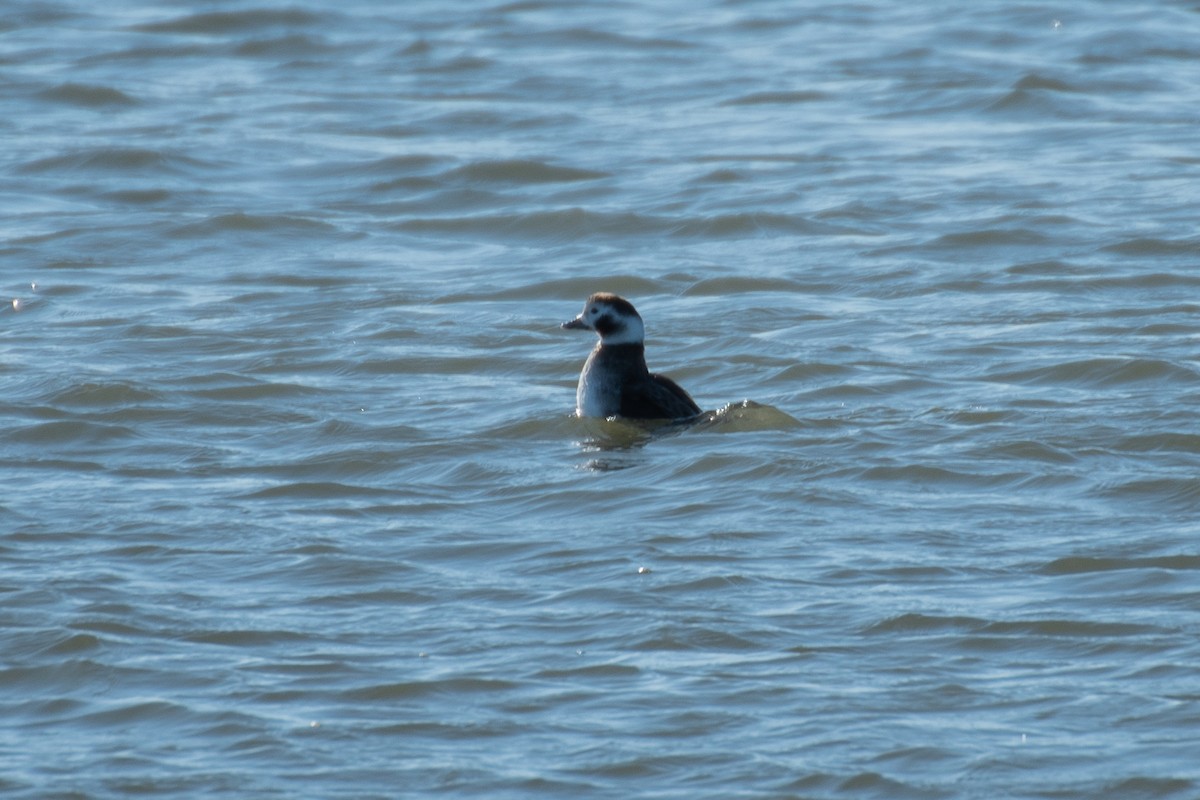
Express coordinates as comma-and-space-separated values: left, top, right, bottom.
3, 2, 1200, 798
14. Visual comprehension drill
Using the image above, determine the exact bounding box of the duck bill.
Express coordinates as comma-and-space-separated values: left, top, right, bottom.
562, 316, 590, 330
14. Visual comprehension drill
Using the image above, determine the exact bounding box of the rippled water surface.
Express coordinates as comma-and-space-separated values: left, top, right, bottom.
3, 2, 1200, 798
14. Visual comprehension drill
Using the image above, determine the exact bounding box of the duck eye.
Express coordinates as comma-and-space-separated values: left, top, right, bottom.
589, 307, 598, 315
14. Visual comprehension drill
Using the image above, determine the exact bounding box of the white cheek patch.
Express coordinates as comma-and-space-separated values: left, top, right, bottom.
597, 315, 644, 345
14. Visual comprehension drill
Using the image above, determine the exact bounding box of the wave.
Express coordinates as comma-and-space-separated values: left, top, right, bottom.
719, 90, 827, 106
17, 147, 214, 175
444, 159, 609, 184
36, 82, 138, 107
131, 8, 325, 35
1039, 555, 1200, 575
1101, 237, 1200, 257
393, 208, 857, 241
987, 357, 1200, 388
168, 212, 339, 238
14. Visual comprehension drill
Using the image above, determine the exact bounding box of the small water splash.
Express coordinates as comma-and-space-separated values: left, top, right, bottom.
693, 400, 803, 432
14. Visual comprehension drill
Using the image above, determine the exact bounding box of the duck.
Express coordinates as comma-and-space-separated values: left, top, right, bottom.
562, 293, 702, 420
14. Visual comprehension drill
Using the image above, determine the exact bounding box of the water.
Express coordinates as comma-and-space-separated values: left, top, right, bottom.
3, 1, 1200, 797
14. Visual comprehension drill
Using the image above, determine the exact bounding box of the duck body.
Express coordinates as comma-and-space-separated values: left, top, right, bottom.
575, 342, 701, 419
563, 293, 702, 421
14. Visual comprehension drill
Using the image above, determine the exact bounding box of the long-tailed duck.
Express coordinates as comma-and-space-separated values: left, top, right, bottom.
562, 293, 701, 420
